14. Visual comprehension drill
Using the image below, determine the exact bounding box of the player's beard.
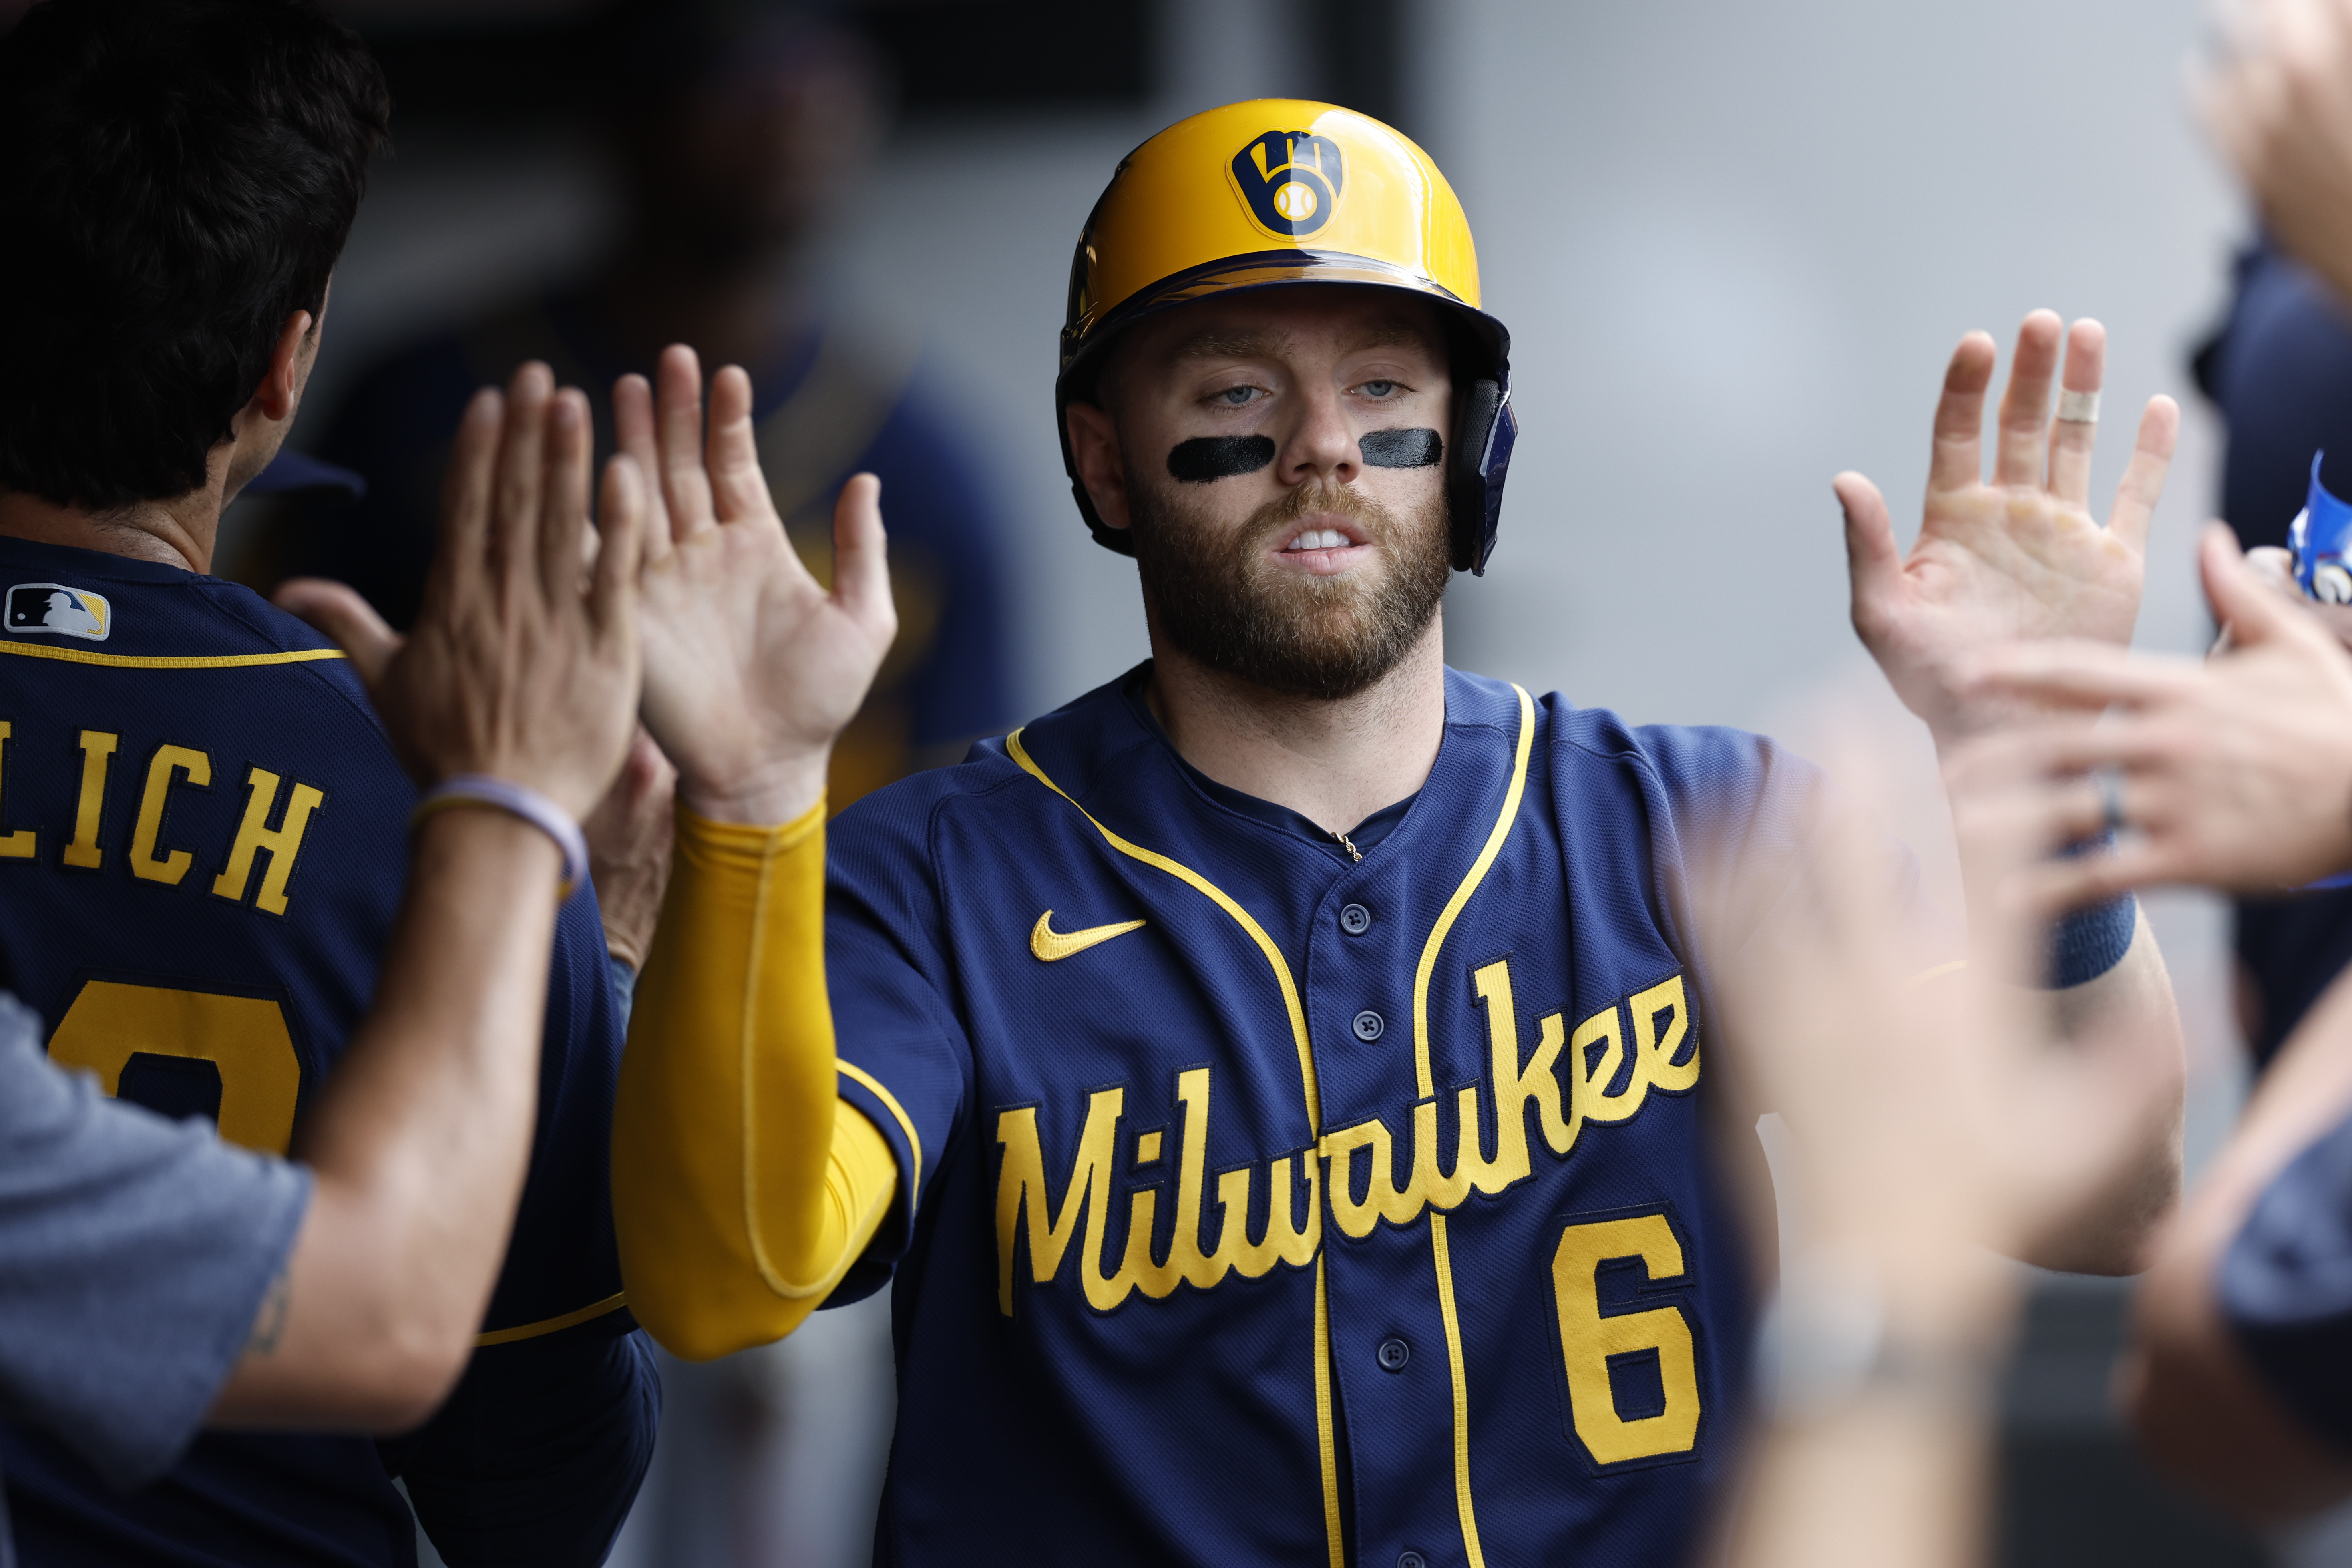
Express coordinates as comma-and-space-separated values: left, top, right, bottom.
1126, 468, 1452, 702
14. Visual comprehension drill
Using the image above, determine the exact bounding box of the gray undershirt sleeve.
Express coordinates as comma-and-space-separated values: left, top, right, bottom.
0, 991, 311, 1496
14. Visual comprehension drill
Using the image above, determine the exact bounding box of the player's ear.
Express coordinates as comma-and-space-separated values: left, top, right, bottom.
251, 309, 316, 424
1066, 401, 1132, 535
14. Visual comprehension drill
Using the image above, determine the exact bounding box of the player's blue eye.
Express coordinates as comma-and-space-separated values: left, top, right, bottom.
1360, 380, 1397, 398
1216, 386, 1257, 405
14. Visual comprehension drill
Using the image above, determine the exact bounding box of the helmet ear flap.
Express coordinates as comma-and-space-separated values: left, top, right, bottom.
1447, 378, 1516, 574
1058, 372, 1140, 557
1072, 478, 1136, 557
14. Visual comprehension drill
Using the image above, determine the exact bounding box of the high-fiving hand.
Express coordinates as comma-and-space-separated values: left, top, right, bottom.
618, 345, 897, 826
1841, 311, 2179, 748
276, 361, 644, 823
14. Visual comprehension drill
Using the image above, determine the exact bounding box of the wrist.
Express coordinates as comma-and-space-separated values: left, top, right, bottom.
675, 751, 830, 826
410, 802, 565, 887
1761, 1242, 2016, 1424
2040, 832, 2138, 988
411, 775, 590, 896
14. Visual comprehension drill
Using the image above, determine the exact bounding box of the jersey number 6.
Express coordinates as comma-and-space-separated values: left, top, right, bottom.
1550, 1212, 1702, 1465
46, 979, 301, 1155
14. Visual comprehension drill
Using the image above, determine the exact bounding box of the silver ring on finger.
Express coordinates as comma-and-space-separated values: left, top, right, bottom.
2094, 765, 2128, 836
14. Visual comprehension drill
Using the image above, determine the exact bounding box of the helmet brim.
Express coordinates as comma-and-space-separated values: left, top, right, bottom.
1058, 248, 1509, 401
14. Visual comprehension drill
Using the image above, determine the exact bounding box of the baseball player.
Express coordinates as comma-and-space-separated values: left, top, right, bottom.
607, 101, 2188, 1564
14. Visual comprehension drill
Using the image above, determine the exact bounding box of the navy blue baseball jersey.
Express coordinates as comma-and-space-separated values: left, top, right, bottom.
0, 537, 652, 1568
822, 664, 1938, 1567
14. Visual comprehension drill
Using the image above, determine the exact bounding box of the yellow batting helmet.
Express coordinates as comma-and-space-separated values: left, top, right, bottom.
1056, 99, 1517, 573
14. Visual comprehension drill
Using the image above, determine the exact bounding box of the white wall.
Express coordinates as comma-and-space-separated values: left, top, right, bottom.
1410, 0, 2239, 722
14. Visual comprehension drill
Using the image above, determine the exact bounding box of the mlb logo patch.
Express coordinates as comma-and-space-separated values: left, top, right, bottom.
6, 583, 111, 641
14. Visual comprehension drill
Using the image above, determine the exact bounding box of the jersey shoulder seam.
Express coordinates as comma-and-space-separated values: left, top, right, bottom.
202, 586, 403, 757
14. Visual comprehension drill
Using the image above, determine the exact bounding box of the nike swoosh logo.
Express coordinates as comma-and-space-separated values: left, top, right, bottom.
1030, 910, 1147, 963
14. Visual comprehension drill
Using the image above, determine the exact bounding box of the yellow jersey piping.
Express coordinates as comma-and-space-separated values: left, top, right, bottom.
0, 640, 346, 671
1005, 728, 1320, 1135
1410, 683, 1535, 1099
1402, 684, 1529, 1563
1429, 1215, 1488, 1566
839, 1059, 924, 1197
1007, 726, 1337, 1568
1314, 1257, 1344, 1568
474, 1290, 628, 1347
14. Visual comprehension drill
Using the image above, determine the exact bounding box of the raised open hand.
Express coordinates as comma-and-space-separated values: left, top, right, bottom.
281, 362, 646, 822
1841, 311, 2179, 748
618, 344, 896, 825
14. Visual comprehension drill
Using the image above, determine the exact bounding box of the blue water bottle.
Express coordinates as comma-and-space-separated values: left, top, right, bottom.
2290, 451, 2352, 603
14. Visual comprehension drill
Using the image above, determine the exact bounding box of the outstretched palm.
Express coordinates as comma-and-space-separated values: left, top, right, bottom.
620, 345, 897, 825
1843, 311, 2178, 747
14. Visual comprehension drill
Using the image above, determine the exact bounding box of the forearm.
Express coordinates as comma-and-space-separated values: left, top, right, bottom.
1733, 1400, 1991, 1568
1943, 837, 2183, 1272
2127, 963, 2352, 1512
2016, 917, 2185, 1274
210, 810, 563, 1430
612, 800, 897, 1359
2126, 1200, 2352, 1517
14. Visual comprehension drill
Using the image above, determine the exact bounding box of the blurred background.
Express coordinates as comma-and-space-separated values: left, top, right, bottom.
244, 0, 2297, 1561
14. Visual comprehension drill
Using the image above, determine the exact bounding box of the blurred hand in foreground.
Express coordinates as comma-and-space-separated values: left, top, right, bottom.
1717, 722, 2176, 1568
2243, 543, 2352, 651
1839, 312, 2177, 749
1718, 758, 2167, 1319
616, 344, 896, 826
275, 361, 644, 821
2201, 0, 2352, 307
1958, 524, 2352, 901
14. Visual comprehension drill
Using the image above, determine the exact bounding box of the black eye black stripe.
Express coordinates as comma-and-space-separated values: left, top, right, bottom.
1165, 428, 1443, 482
1167, 436, 1275, 482
1359, 428, 1443, 468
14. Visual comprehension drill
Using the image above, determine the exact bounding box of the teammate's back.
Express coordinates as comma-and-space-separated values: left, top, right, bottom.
0, 2, 654, 1562
0, 549, 648, 1567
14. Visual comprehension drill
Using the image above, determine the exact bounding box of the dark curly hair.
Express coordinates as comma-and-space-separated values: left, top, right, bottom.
0, 0, 389, 509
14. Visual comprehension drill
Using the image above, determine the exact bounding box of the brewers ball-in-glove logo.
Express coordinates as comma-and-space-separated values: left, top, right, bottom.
1228, 130, 1345, 239
6, 583, 110, 641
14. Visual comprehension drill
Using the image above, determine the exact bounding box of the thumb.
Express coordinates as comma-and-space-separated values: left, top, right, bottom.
2243, 545, 2301, 601
1835, 471, 1901, 640
274, 577, 403, 691
2200, 523, 2295, 649
831, 472, 895, 639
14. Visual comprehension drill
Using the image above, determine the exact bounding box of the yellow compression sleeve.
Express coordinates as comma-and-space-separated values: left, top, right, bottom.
611, 800, 901, 1361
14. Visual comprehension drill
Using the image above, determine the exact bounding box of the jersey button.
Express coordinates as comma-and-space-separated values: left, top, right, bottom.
1377, 1337, 1411, 1372
1339, 902, 1373, 935
1352, 1009, 1384, 1042
1398, 1552, 1428, 1568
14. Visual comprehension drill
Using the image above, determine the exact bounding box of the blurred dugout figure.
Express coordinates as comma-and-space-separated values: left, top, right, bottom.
1703, 714, 2176, 1568
280, 6, 1013, 1564
2193, 221, 2352, 1078
287, 0, 1014, 813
